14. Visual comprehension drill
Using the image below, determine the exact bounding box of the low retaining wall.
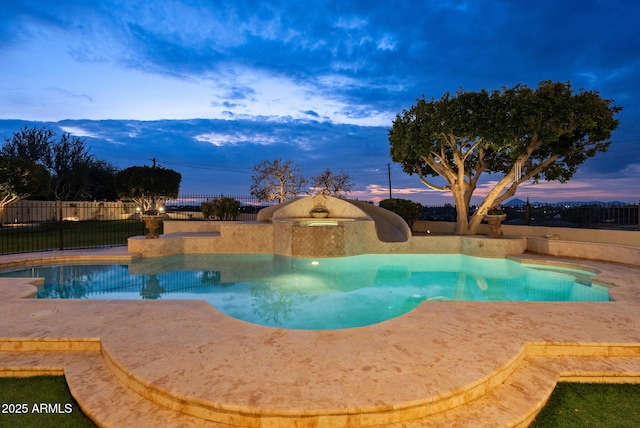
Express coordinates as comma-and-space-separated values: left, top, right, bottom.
414, 221, 640, 266
128, 221, 527, 258
527, 236, 640, 266
128, 222, 274, 257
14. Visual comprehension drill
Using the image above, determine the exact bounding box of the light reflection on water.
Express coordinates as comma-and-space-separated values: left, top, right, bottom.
0, 254, 609, 330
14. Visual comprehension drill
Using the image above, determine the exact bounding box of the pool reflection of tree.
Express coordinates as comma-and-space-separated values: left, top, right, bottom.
35, 264, 116, 299
37, 275, 92, 299
250, 282, 309, 326
18, 259, 604, 308
140, 274, 165, 299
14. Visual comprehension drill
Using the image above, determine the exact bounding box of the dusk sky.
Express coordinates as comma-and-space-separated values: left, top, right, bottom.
0, 0, 638, 204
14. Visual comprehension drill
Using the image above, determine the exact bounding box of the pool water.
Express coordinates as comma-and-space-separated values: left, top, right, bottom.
1, 254, 609, 330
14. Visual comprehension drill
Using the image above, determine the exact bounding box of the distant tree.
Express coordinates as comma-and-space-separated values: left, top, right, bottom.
310, 169, 354, 197
49, 132, 104, 200
389, 81, 621, 235
0, 156, 50, 216
379, 198, 424, 227
201, 196, 241, 220
250, 159, 307, 203
1, 126, 54, 164
2, 125, 118, 200
86, 159, 119, 201
115, 165, 182, 211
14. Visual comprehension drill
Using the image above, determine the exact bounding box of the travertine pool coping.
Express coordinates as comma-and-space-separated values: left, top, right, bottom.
1, 247, 639, 427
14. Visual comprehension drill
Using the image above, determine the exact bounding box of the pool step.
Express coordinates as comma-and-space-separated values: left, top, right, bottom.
0, 351, 233, 427
2, 349, 640, 427
382, 355, 640, 427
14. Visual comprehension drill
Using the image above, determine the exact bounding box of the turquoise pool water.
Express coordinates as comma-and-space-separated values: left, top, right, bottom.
1, 254, 608, 330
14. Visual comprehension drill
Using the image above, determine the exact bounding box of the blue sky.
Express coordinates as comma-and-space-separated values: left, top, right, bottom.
0, 0, 638, 203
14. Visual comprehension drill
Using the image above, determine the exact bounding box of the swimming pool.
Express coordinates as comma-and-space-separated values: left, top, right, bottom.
1, 254, 609, 329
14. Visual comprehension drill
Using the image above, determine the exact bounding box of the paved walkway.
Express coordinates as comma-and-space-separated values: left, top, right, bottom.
1, 248, 639, 427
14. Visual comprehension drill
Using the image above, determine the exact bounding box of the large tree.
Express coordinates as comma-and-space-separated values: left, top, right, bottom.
0, 156, 50, 217
389, 81, 621, 235
250, 159, 307, 203
2, 125, 118, 200
116, 165, 182, 211
310, 169, 354, 197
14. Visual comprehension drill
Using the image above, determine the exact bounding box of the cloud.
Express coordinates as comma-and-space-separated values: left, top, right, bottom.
58, 126, 98, 138
0, 1, 638, 203
194, 132, 277, 147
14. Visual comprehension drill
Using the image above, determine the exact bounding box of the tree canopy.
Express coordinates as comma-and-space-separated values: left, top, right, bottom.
379, 198, 423, 228
250, 159, 307, 203
388, 81, 621, 234
0, 156, 50, 208
115, 165, 182, 211
310, 169, 354, 197
2, 125, 118, 200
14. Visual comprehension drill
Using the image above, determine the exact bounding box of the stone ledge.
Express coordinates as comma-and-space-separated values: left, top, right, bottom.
527, 235, 640, 267
2, 338, 640, 427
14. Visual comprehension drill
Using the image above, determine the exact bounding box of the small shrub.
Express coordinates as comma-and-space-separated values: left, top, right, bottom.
201, 197, 241, 220
379, 198, 424, 227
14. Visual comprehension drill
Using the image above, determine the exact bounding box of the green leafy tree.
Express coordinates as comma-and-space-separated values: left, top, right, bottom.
379, 198, 424, 228
115, 165, 181, 211
310, 169, 354, 197
86, 159, 119, 201
2, 125, 118, 200
389, 81, 621, 235
1, 126, 54, 164
0, 156, 50, 219
201, 196, 241, 220
250, 159, 307, 203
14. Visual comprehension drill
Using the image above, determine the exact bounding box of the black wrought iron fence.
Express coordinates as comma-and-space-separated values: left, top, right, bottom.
0, 201, 147, 255
508, 202, 639, 230
2, 197, 637, 256
422, 201, 640, 231
164, 194, 276, 221
0, 195, 277, 255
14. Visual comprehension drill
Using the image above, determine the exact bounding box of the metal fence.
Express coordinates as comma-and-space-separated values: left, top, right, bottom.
164, 194, 276, 221
423, 201, 640, 231
2, 196, 637, 256
0, 200, 145, 255
0, 195, 277, 256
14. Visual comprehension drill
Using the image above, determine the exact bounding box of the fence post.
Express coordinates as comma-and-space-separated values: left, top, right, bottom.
58, 200, 64, 251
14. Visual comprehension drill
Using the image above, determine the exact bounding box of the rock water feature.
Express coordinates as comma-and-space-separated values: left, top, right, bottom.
257, 195, 411, 257
128, 194, 528, 258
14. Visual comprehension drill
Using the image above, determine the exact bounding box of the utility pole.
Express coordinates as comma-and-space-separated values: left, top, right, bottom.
388, 163, 392, 199
151, 157, 157, 168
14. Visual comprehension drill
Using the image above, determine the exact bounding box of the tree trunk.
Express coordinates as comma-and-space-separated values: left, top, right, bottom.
452, 188, 470, 235
455, 208, 469, 235
467, 212, 484, 235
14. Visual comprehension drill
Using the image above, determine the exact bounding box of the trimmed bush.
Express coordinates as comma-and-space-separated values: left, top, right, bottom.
201, 197, 241, 220
379, 198, 424, 227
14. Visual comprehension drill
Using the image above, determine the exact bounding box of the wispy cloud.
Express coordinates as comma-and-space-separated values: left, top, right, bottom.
0, 1, 638, 203
194, 132, 277, 147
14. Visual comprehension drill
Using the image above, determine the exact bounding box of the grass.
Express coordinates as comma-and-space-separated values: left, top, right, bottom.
0, 220, 148, 254
0, 376, 95, 427
1, 378, 639, 427
530, 382, 640, 427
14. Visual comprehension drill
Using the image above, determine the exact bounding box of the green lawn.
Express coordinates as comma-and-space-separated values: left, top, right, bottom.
0, 376, 95, 427
1, 377, 639, 427
0, 220, 148, 254
530, 382, 640, 427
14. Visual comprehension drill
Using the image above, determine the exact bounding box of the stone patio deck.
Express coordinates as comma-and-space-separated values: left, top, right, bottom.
1, 247, 639, 427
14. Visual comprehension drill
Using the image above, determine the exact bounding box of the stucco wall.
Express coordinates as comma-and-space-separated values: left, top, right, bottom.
413, 220, 640, 265
129, 220, 527, 259
414, 220, 639, 246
